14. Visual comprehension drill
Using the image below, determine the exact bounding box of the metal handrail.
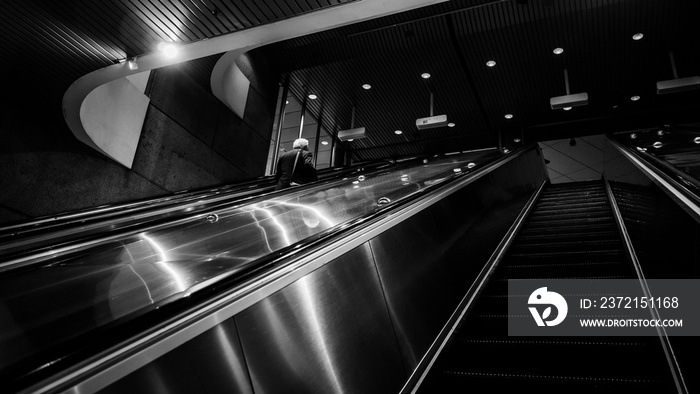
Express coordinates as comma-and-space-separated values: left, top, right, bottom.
22, 145, 533, 394
607, 137, 700, 221
603, 176, 688, 394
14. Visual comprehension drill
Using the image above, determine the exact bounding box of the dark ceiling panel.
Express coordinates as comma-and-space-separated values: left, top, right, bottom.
3, 0, 700, 163
260, 0, 700, 160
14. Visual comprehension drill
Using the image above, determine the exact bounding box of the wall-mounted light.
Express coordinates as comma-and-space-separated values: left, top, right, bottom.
158, 42, 179, 58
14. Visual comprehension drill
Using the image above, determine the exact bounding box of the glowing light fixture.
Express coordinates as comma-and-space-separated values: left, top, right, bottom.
321, 141, 329, 145
631, 95, 641, 101
467, 162, 476, 169
394, 130, 403, 135
553, 47, 564, 55
362, 84, 371, 90
448, 123, 456, 127
421, 73, 431, 79
563, 107, 572, 111
514, 138, 521, 143
633, 33, 644, 41
127, 58, 138, 70
694, 137, 700, 144
486, 60, 496, 67
159, 42, 179, 58
653, 141, 663, 148
505, 114, 513, 119
308, 94, 317, 100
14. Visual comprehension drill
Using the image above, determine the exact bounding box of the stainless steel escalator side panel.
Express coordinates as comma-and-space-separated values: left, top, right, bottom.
5, 150, 522, 393
370, 148, 549, 377
98, 318, 253, 394
233, 243, 406, 394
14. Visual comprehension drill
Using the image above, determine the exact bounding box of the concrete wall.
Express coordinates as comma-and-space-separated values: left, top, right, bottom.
0, 50, 279, 226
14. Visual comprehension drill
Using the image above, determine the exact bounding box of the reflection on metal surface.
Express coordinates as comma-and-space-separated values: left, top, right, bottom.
377, 197, 391, 205
143, 235, 186, 292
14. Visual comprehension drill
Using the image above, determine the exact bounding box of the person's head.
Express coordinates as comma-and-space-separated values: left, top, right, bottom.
293, 138, 310, 151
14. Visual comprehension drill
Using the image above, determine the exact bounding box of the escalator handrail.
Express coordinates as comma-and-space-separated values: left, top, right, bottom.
0, 160, 392, 237
608, 136, 700, 221
0, 161, 397, 268
604, 176, 687, 394
20, 145, 529, 394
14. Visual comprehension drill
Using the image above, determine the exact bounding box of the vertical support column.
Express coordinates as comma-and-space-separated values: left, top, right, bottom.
313, 109, 322, 168
298, 94, 308, 139
272, 75, 289, 174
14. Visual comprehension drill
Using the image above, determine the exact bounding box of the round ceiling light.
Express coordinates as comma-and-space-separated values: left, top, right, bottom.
631, 95, 640, 101
347, 138, 354, 141
486, 60, 496, 67
448, 123, 455, 127
308, 94, 317, 100
553, 47, 564, 55
563, 107, 572, 111
394, 130, 403, 135
362, 84, 371, 90
159, 42, 179, 58
694, 137, 700, 144
504, 114, 513, 119
633, 33, 644, 41
321, 141, 329, 145
421, 73, 431, 79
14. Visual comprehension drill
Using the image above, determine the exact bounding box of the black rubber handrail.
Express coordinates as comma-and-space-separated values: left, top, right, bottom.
608, 135, 700, 221
0, 160, 396, 262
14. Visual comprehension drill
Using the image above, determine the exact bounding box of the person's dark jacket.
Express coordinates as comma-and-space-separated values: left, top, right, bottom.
274, 148, 318, 190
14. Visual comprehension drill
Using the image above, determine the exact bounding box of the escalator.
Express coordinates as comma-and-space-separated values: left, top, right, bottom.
0, 146, 523, 394
417, 180, 679, 393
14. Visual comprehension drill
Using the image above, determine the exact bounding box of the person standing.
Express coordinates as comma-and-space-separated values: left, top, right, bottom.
274, 138, 318, 190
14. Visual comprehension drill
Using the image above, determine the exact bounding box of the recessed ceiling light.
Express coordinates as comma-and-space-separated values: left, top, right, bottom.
631, 95, 640, 101
505, 114, 513, 119
321, 141, 329, 145
394, 130, 403, 135
553, 47, 564, 55
421, 73, 431, 79
362, 84, 371, 90
448, 123, 455, 127
308, 94, 317, 100
486, 60, 496, 67
633, 33, 644, 41
563, 107, 572, 111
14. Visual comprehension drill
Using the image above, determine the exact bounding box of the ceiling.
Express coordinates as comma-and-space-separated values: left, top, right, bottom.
4, 0, 700, 163
259, 0, 700, 160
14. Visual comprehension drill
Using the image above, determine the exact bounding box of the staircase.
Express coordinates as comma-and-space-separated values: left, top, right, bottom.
418, 180, 677, 393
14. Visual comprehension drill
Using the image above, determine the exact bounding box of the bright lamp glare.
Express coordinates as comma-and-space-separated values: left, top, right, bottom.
160, 43, 179, 58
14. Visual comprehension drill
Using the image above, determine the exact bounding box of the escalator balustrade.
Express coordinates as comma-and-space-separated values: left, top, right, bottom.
419, 180, 677, 393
